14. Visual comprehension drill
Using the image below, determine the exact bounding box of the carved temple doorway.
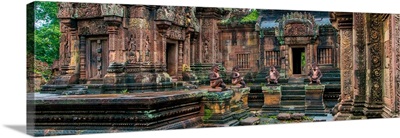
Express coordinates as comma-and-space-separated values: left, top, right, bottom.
166, 41, 178, 78
291, 47, 305, 75
86, 37, 109, 82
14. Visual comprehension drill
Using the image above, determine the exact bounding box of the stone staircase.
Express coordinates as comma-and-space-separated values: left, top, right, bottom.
61, 85, 88, 95
280, 85, 306, 113
288, 77, 305, 84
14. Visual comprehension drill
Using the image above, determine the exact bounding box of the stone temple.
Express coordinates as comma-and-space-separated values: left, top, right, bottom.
27, 2, 400, 136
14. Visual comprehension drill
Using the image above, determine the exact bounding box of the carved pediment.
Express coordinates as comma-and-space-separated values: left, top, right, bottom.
275, 12, 319, 44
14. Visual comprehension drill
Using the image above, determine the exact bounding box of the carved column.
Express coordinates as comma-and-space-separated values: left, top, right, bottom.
259, 30, 265, 71
363, 14, 386, 118
280, 45, 288, 78
332, 12, 354, 120
395, 14, 400, 116
68, 25, 79, 75
155, 21, 171, 69
177, 41, 183, 80
79, 36, 86, 83
105, 18, 122, 63
103, 4, 123, 64
190, 32, 198, 65
349, 13, 367, 119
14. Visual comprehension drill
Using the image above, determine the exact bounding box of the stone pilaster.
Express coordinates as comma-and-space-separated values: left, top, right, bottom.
79, 35, 86, 83
363, 14, 387, 118
155, 20, 171, 70
196, 8, 224, 64
103, 4, 123, 64
394, 14, 400, 117
177, 41, 183, 80
331, 12, 354, 120
349, 13, 367, 120
280, 45, 288, 78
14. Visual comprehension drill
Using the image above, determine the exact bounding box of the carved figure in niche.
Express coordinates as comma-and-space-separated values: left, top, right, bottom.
128, 34, 138, 63
231, 66, 246, 88
266, 66, 280, 84
145, 35, 150, 62
185, 7, 191, 26
209, 64, 227, 90
308, 63, 323, 84
204, 40, 209, 62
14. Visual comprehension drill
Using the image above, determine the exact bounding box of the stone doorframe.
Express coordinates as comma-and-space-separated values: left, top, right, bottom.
288, 45, 308, 76
166, 39, 179, 78
274, 12, 320, 78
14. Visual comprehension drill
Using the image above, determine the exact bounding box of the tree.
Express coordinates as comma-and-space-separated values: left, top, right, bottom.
32, 1, 60, 65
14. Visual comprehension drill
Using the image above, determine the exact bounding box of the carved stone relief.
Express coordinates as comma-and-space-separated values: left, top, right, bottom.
354, 13, 366, 96
78, 19, 107, 35
202, 19, 213, 63
57, 2, 74, 18
166, 26, 185, 40
74, 3, 102, 18
394, 14, 400, 113
101, 4, 124, 17
340, 29, 353, 100
368, 14, 383, 103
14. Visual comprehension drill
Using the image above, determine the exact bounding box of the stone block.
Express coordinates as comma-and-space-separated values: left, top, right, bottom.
277, 113, 291, 120
291, 113, 305, 120
240, 117, 260, 126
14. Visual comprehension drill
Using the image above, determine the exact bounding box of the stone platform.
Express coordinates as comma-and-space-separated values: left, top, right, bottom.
260, 85, 281, 116
305, 84, 326, 116
28, 90, 206, 136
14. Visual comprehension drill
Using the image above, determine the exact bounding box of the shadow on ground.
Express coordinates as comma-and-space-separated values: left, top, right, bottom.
4, 125, 26, 135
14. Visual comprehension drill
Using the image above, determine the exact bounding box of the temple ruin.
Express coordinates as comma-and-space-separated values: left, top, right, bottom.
27, 2, 400, 136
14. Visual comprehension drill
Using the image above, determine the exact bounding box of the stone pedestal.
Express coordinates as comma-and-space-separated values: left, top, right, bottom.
202, 89, 239, 127
260, 85, 281, 116
304, 85, 326, 116
230, 86, 250, 120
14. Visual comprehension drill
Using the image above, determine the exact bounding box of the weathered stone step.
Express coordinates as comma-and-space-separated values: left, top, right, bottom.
239, 117, 260, 126
281, 95, 305, 100
280, 106, 305, 113
305, 111, 327, 116
281, 90, 305, 95
281, 85, 305, 90
281, 100, 306, 105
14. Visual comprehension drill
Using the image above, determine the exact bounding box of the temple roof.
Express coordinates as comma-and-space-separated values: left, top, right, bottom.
258, 10, 332, 29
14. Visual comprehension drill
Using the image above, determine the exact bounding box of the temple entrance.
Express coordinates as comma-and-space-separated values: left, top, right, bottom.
292, 48, 305, 75
86, 37, 108, 80
166, 42, 178, 78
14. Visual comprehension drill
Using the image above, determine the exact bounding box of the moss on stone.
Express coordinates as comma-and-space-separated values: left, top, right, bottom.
240, 9, 259, 23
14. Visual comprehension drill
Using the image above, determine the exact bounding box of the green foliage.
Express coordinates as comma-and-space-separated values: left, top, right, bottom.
302, 116, 313, 121
203, 109, 212, 121
219, 9, 259, 25
119, 89, 129, 94
34, 1, 59, 28
301, 52, 306, 68
32, 1, 60, 65
240, 9, 259, 23
269, 115, 277, 119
